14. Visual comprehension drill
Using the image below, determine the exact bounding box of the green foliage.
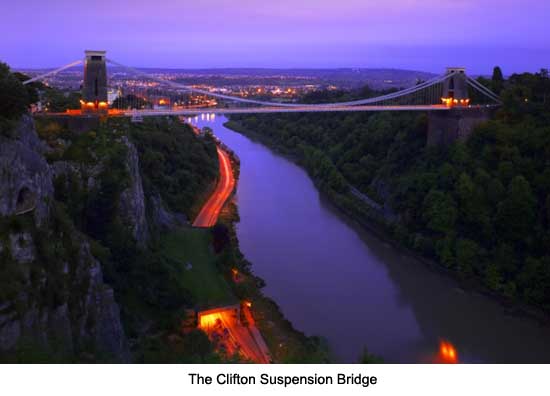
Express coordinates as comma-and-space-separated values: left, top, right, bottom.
42, 89, 81, 112
0, 62, 29, 131
112, 94, 150, 110
13, 72, 40, 105
129, 118, 218, 218
496, 176, 536, 242
492, 66, 504, 94
183, 329, 214, 359
422, 190, 457, 234
359, 347, 384, 364
160, 229, 234, 307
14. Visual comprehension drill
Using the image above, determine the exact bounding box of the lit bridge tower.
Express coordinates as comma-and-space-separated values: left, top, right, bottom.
82, 50, 108, 114
441, 67, 470, 107
428, 67, 491, 146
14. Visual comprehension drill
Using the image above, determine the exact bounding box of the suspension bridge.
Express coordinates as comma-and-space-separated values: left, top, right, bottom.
22, 50, 501, 119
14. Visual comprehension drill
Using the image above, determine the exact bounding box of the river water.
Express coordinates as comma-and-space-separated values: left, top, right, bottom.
192, 114, 550, 363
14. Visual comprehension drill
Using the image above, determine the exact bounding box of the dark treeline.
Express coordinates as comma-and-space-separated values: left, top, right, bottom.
229, 67, 550, 310
0, 62, 80, 132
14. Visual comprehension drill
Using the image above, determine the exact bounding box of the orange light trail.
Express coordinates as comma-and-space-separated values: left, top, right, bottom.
193, 147, 235, 227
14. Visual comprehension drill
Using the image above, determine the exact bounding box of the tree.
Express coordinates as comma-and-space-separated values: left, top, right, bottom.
43, 89, 81, 112
487, 178, 505, 205
0, 62, 29, 120
13, 72, 40, 104
455, 239, 479, 275
456, 173, 475, 211
494, 243, 517, 278
491, 66, 505, 94
485, 262, 502, 291
328, 169, 347, 193
423, 190, 458, 234
212, 223, 230, 253
435, 235, 456, 268
359, 347, 383, 364
112, 94, 149, 110
449, 142, 470, 167
183, 329, 213, 359
496, 176, 536, 242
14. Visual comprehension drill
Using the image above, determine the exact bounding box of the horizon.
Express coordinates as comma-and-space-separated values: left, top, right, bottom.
9, 62, 537, 78
2, 1, 550, 74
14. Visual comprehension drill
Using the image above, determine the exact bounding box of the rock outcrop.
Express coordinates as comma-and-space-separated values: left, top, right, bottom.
0, 115, 53, 226
149, 192, 187, 232
119, 137, 149, 247
70, 240, 129, 361
0, 116, 129, 362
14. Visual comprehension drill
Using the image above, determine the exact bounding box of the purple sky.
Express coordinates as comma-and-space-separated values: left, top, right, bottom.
2, 0, 549, 73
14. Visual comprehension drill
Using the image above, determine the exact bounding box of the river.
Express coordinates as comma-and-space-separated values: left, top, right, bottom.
191, 114, 550, 363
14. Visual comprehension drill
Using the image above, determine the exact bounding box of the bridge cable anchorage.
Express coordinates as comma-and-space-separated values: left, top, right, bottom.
22, 60, 83, 85
107, 58, 456, 108
465, 77, 502, 103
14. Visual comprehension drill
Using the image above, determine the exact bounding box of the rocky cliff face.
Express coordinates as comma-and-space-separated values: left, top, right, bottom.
0, 116, 129, 362
119, 137, 149, 247
0, 116, 53, 226
149, 192, 187, 232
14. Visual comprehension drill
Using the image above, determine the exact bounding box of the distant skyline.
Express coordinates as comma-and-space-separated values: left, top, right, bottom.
2, 0, 549, 74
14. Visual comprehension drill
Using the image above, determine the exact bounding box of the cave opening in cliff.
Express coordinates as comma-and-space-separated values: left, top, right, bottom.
15, 187, 36, 214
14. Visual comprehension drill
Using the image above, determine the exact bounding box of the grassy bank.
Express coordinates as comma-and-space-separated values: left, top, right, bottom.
160, 228, 235, 308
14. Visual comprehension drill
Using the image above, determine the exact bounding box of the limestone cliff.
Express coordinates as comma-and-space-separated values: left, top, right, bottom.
119, 137, 149, 247
0, 116, 53, 226
0, 116, 129, 362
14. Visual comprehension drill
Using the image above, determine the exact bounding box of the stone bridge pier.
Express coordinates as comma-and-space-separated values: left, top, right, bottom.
427, 107, 493, 146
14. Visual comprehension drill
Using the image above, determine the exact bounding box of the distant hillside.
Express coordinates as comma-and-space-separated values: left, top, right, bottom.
18, 66, 436, 90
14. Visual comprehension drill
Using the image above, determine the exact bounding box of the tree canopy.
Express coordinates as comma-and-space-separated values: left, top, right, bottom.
0, 62, 29, 120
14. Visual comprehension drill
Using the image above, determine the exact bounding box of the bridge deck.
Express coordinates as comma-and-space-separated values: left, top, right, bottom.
126, 104, 454, 117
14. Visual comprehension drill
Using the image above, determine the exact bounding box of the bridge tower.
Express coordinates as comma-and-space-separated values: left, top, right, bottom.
428, 67, 491, 146
82, 50, 108, 114
441, 67, 469, 107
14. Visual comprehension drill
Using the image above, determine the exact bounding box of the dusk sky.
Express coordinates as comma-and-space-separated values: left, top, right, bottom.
2, 0, 549, 73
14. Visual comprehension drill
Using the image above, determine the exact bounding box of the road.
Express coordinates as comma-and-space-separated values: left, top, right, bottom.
199, 310, 270, 363
193, 147, 235, 227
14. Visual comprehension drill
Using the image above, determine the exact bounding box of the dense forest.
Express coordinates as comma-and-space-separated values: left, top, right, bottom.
229, 68, 550, 310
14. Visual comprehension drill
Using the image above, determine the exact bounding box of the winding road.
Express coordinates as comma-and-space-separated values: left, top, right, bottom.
193, 147, 235, 227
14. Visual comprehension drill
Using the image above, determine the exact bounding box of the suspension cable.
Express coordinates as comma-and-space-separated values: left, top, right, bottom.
466, 77, 502, 103
22, 60, 83, 85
